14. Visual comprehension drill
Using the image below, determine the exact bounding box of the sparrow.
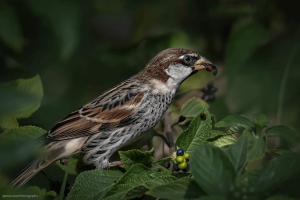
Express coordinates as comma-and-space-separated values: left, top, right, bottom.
10, 48, 216, 187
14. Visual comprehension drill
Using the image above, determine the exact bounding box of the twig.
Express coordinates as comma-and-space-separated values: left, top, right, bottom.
109, 161, 123, 168
276, 42, 299, 125
163, 111, 174, 156
153, 132, 170, 147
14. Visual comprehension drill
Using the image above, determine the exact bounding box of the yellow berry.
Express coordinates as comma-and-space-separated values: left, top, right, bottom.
183, 153, 190, 159
176, 156, 184, 163
178, 161, 187, 169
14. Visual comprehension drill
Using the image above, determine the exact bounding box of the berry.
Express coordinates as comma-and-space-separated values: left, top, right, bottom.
200, 113, 206, 120
176, 156, 184, 163
183, 153, 190, 160
178, 116, 186, 123
178, 161, 187, 169
183, 164, 190, 172
213, 66, 218, 76
177, 149, 184, 156
173, 164, 180, 171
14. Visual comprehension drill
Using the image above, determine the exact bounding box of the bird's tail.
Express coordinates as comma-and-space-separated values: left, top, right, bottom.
9, 156, 56, 188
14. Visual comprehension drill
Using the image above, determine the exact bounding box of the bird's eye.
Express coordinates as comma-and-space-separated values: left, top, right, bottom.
183, 55, 191, 64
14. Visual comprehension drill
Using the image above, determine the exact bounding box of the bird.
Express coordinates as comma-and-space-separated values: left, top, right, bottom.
10, 48, 216, 187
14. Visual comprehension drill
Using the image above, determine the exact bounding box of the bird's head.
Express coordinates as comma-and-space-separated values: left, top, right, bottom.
138, 48, 216, 92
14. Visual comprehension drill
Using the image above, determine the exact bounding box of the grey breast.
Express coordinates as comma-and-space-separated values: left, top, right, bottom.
83, 90, 176, 168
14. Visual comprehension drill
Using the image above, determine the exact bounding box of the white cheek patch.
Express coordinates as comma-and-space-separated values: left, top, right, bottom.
165, 64, 193, 82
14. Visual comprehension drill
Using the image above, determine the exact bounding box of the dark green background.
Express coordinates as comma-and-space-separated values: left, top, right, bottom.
1, 0, 300, 132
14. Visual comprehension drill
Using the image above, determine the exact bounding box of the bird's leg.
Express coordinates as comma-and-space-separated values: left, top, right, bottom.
60, 158, 69, 165
109, 161, 123, 168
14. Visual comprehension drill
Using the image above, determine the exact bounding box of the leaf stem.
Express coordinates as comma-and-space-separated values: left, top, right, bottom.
59, 156, 70, 200
276, 42, 299, 125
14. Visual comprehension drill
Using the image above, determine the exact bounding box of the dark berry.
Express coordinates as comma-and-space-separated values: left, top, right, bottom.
178, 116, 186, 123
213, 66, 218, 76
173, 163, 180, 171
177, 149, 184, 156
183, 164, 190, 172
200, 113, 206, 120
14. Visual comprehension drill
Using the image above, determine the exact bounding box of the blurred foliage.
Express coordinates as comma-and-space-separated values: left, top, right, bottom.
1, 0, 300, 199
1, 0, 300, 131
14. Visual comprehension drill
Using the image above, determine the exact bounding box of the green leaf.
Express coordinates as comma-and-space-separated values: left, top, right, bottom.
150, 170, 172, 178
251, 152, 300, 194
67, 169, 123, 200
144, 175, 177, 189
27, 0, 81, 60
180, 97, 209, 118
215, 115, 255, 134
0, 113, 19, 130
268, 147, 290, 157
225, 131, 249, 174
0, 126, 46, 144
55, 158, 83, 175
252, 113, 268, 127
0, 75, 44, 119
176, 107, 212, 154
146, 177, 203, 200
207, 130, 228, 140
101, 164, 153, 200
0, 4, 24, 52
119, 148, 154, 170
246, 130, 266, 162
265, 125, 300, 143
190, 145, 235, 195
212, 134, 237, 148
27, 186, 57, 199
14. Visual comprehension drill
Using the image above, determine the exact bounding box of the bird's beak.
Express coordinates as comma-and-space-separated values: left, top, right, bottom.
193, 57, 213, 71
193, 57, 218, 76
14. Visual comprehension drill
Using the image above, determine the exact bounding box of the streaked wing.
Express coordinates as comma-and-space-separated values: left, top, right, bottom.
47, 82, 145, 140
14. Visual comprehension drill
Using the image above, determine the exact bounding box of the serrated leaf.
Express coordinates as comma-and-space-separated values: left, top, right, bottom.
252, 113, 268, 127
265, 125, 300, 143
119, 148, 154, 170
212, 134, 237, 148
0, 75, 43, 119
144, 175, 177, 189
0, 126, 46, 144
67, 169, 123, 200
246, 130, 266, 162
146, 177, 203, 200
150, 170, 172, 178
180, 97, 209, 118
101, 164, 153, 200
176, 107, 212, 154
0, 113, 19, 130
0, 4, 24, 52
251, 152, 300, 194
215, 115, 255, 134
225, 131, 249, 174
190, 145, 235, 195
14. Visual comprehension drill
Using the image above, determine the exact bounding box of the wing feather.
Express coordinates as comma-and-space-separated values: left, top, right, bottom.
47, 83, 145, 140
